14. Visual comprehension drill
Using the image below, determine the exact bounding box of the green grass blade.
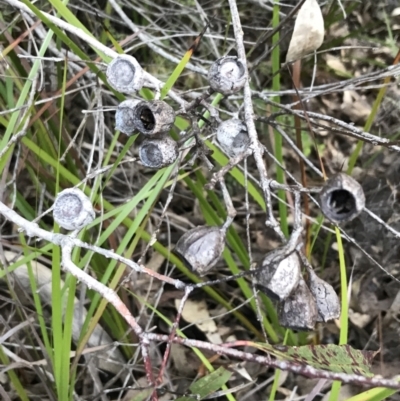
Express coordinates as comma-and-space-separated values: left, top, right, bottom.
271, 0, 288, 238
329, 227, 349, 401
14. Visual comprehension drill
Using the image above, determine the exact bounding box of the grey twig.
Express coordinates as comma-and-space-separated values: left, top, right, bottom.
146, 334, 400, 390
4, 0, 187, 107
228, 0, 285, 242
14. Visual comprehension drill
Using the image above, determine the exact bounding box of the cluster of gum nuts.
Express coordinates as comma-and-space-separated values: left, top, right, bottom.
52, 53, 367, 331
106, 54, 250, 168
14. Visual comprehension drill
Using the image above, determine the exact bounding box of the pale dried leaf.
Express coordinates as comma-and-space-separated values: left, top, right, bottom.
349, 309, 373, 329
286, 0, 324, 63
146, 252, 165, 272
341, 90, 371, 122
175, 299, 222, 344
392, 7, 400, 17
325, 54, 347, 74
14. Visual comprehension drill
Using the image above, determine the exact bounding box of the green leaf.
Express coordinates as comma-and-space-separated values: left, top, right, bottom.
252, 343, 377, 377
128, 389, 153, 401
160, 26, 207, 99
346, 385, 399, 401
175, 367, 232, 401
281, 344, 377, 377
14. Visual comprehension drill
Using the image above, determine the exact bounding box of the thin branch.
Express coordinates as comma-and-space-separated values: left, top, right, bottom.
0, 201, 186, 289
4, 0, 187, 106
228, 0, 285, 242
146, 334, 400, 390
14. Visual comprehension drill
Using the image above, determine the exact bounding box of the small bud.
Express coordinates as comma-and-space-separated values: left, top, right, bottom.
208, 56, 246, 95
139, 136, 179, 169
255, 250, 301, 301
53, 188, 95, 231
115, 99, 140, 135
278, 278, 318, 331
307, 268, 340, 322
319, 173, 365, 224
132, 100, 175, 136
216, 119, 250, 157
174, 226, 225, 276
106, 54, 144, 94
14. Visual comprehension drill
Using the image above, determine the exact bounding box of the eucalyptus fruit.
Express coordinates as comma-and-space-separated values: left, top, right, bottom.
208, 56, 246, 95
216, 119, 250, 157
255, 250, 301, 301
307, 268, 340, 322
139, 136, 179, 169
319, 172, 365, 224
115, 99, 140, 135
132, 100, 175, 136
278, 278, 318, 331
106, 54, 144, 94
174, 226, 226, 276
53, 188, 95, 231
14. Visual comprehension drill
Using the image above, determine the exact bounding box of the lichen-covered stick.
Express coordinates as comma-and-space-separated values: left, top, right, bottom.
145, 333, 400, 390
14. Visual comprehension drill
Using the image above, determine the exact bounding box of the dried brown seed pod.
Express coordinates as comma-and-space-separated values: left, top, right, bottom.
278, 278, 318, 331
208, 56, 246, 95
216, 119, 250, 157
132, 100, 175, 136
255, 250, 301, 301
319, 173, 365, 224
139, 136, 179, 169
174, 226, 225, 276
307, 268, 340, 322
53, 188, 95, 231
115, 99, 140, 135
106, 54, 144, 94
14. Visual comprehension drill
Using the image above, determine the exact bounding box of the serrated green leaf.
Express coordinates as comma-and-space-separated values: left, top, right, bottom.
252, 343, 377, 377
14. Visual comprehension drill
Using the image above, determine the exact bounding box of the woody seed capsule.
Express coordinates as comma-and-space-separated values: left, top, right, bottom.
216, 119, 250, 157
132, 100, 175, 136
53, 188, 95, 231
115, 99, 140, 135
319, 172, 365, 224
307, 268, 340, 322
278, 278, 318, 331
139, 136, 179, 169
106, 54, 144, 94
174, 226, 225, 276
208, 56, 246, 95
255, 250, 301, 301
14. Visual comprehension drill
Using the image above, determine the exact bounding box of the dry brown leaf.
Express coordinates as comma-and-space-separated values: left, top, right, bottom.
175, 298, 222, 344
286, 0, 324, 63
